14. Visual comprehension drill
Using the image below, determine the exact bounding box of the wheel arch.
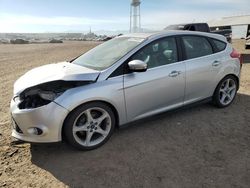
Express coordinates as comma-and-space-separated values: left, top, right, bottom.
61, 100, 120, 141
224, 74, 239, 89
213, 73, 240, 97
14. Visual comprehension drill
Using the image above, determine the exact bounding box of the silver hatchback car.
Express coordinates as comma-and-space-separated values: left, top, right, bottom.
11, 31, 242, 150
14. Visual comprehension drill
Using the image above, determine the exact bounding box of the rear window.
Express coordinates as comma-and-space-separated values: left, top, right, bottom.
196, 24, 209, 32
212, 39, 226, 53
182, 36, 213, 59
165, 25, 184, 30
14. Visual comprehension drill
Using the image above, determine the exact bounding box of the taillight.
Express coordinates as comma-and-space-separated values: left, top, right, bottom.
230, 48, 243, 66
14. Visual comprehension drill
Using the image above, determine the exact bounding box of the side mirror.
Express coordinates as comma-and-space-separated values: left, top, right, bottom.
128, 60, 147, 72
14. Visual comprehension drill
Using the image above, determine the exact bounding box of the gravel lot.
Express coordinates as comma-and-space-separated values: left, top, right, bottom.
0, 41, 250, 188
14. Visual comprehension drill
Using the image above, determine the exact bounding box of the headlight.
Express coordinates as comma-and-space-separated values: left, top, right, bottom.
38, 90, 60, 101
13, 96, 21, 103
17, 80, 92, 109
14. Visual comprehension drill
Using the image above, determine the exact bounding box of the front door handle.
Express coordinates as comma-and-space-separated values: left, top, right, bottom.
169, 71, 181, 77
212, 60, 221, 67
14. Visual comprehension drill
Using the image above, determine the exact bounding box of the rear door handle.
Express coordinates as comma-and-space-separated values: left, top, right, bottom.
169, 71, 181, 77
212, 60, 221, 67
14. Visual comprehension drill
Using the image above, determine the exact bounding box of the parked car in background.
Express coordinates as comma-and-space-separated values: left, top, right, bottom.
211, 29, 232, 43
245, 36, 250, 49
165, 23, 210, 32
165, 23, 232, 43
11, 31, 242, 150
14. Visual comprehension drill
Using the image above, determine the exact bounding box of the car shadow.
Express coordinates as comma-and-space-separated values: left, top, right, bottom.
30, 93, 250, 188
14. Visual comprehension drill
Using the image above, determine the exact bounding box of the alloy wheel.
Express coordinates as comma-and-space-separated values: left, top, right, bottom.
72, 107, 112, 147
219, 78, 237, 106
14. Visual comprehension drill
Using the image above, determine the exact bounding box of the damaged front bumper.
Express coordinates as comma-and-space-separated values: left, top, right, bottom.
10, 99, 69, 143
10, 80, 94, 143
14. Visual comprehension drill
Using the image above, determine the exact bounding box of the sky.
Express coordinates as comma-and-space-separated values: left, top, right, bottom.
0, 0, 249, 33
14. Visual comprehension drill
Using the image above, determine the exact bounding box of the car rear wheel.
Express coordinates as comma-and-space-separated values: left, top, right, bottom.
63, 102, 115, 150
213, 75, 238, 108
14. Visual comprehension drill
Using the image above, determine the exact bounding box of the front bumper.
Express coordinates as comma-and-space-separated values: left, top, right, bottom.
10, 99, 69, 143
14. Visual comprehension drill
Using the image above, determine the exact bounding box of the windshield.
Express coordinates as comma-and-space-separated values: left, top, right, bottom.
72, 37, 145, 70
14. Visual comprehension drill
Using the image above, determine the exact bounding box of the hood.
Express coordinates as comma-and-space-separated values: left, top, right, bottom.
14, 62, 100, 94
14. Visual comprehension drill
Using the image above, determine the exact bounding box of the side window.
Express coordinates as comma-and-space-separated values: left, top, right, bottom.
196, 24, 209, 32
189, 26, 196, 31
197, 25, 205, 32
182, 36, 213, 59
130, 37, 178, 69
212, 39, 226, 53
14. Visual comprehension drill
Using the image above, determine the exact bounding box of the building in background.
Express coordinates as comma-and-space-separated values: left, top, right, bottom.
208, 15, 250, 39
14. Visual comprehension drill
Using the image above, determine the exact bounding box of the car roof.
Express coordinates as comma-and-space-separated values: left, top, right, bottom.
121, 30, 227, 42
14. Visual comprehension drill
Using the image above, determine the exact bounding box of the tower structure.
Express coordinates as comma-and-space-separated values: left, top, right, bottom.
130, 0, 141, 33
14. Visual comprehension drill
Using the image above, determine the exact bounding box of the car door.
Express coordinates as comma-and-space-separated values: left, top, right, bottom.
123, 37, 185, 122
181, 35, 221, 104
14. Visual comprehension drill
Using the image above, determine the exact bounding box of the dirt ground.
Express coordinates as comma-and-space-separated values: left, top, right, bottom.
0, 41, 250, 188
232, 39, 250, 55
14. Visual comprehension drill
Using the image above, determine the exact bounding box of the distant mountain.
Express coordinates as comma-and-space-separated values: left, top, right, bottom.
90, 28, 159, 35
57, 28, 158, 36
0, 28, 160, 41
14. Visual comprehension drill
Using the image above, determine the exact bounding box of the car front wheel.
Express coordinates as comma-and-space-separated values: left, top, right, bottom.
213, 75, 238, 108
63, 102, 115, 150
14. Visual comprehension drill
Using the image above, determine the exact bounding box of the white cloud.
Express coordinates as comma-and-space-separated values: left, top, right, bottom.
141, 9, 249, 30
0, 13, 117, 26
0, 13, 129, 32
176, 0, 249, 5
0, 3, 249, 33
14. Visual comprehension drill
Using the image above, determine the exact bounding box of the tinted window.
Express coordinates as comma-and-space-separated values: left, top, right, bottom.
196, 24, 209, 32
212, 39, 226, 52
182, 36, 213, 59
131, 37, 178, 69
189, 26, 195, 31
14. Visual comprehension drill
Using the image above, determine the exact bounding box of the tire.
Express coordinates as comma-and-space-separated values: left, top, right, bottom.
212, 75, 238, 108
63, 102, 115, 150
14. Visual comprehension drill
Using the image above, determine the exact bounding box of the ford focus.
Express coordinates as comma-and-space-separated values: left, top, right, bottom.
11, 31, 242, 150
